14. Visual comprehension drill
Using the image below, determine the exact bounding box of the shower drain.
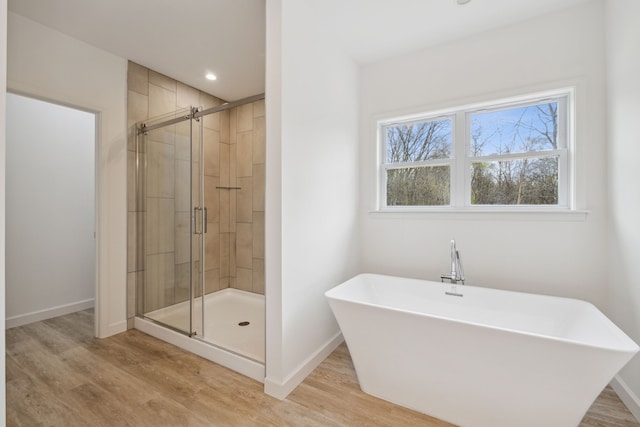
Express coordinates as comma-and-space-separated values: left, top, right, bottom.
238, 321, 250, 326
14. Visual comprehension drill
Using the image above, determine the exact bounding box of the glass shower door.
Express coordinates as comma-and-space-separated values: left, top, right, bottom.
137, 108, 204, 336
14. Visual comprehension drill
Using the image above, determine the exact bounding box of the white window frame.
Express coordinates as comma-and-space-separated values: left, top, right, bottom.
378, 88, 575, 212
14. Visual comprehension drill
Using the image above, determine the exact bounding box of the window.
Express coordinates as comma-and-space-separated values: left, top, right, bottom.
379, 89, 572, 210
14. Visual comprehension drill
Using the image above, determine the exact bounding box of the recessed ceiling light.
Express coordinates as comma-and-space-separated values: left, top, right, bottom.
457, 0, 471, 4
205, 73, 217, 81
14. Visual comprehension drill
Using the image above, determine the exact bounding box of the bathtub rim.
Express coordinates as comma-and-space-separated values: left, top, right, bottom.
325, 273, 639, 355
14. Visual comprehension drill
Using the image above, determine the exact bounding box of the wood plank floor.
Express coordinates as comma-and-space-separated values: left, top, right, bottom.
6, 309, 639, 426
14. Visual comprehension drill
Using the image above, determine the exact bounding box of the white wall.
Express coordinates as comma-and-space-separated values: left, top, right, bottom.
6, 93, 95, 327
360, 1, 608, 305
7, 12, 128, 337
265, 0, 284, 390
605, 0, 640, 418
1, 0, 8, 420
265, 0, 360, 398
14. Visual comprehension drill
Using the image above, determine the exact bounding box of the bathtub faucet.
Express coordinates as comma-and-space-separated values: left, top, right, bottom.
441, 240, 465, 285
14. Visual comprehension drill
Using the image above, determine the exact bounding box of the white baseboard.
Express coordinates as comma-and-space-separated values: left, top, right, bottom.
611, 375, 640, 422
264, 331, 344, 400
5, 298, 95, 329
102, 320, 127, 338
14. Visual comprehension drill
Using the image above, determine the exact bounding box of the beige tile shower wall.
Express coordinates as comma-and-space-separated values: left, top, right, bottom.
228, 100, 265, 295
126, 61, 227, 327
204, 110, 225, 294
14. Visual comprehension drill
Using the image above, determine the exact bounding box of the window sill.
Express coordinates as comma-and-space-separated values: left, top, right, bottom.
369, 208, 589, 221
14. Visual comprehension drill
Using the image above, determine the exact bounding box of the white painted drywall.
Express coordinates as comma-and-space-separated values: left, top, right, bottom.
360, 1, 608, 305
265, 0, 284, 387
605, 0, 640, 417
265, 0, 360, 398
6, 93, 95, 327
1, 0, 8, 419
7, 12, 128, 337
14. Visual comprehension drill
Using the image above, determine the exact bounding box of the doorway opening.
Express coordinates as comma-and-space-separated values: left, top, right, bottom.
5, 92, 97, 330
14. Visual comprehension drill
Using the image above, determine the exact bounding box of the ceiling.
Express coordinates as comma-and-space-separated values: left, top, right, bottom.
7, 0, 266, 101
8, 0, 591, 101
316, 0, 592, 64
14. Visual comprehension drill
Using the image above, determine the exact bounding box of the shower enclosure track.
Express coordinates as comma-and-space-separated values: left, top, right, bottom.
137, 93, 265, 134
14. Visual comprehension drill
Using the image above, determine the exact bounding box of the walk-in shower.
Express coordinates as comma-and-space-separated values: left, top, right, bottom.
133, 94, 266, 380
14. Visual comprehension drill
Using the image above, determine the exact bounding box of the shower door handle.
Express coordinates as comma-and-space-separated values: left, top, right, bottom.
193, 207, 203, 235
193, 207, 207, 234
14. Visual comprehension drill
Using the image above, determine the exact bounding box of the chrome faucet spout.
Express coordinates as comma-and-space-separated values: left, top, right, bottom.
450, 240, 457, 281
441, 239, 465, 285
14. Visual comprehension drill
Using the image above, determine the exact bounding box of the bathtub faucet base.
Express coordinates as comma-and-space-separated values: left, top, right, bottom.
445, 285, 463, 297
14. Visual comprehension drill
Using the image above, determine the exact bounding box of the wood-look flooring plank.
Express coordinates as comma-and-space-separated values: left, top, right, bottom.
6, 309, 639, 427
7, 375, 97, 427
582, 386, 640, 427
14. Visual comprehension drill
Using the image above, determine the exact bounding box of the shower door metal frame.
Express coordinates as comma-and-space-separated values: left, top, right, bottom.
190, 108, 206, 338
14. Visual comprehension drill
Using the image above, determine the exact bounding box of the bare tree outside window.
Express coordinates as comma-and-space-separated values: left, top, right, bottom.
379, 92, 569, 209
470, 102, 559, 205
384, 119, 451, 206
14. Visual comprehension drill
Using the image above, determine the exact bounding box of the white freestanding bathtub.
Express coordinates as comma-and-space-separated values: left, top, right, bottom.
325, 274, 639, 427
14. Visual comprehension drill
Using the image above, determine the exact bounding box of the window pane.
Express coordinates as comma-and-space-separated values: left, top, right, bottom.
387, 166, 450, 206
386, 118, 452, 163
470, 102, 559, 156
471, 157, 558, 205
